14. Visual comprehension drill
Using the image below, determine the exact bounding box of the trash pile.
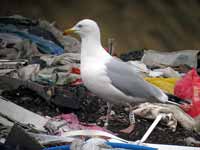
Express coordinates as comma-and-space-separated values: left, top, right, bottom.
0, 16, 200, 150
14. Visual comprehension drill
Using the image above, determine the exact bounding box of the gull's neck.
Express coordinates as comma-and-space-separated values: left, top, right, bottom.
81, 34, 110, 62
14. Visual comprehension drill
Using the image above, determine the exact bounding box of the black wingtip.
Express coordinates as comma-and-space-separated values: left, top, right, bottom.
166, 93, 191, 105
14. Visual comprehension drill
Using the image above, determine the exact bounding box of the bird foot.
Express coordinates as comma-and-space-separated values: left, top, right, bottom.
119, 124, 135, 134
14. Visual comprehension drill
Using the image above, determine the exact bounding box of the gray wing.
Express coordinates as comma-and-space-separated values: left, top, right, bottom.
106, 57, 168, 102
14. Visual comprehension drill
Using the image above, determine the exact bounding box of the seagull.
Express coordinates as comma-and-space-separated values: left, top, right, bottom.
63, 19, 174, 133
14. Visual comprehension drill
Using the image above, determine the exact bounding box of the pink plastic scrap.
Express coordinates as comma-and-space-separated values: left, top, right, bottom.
46, 113, 111, 135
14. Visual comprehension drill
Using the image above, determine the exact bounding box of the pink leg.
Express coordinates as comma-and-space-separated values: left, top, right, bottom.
120, 106, 135, 134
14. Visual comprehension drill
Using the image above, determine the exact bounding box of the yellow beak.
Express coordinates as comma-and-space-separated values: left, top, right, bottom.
63, 28, 76, 35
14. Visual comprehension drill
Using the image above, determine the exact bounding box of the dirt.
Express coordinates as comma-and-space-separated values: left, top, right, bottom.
1, 85, 200, 147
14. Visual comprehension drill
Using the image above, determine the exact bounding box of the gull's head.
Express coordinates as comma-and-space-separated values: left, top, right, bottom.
63, 19, 100, 39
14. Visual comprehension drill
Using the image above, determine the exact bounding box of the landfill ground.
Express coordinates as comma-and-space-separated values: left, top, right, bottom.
2, 85, 200, 147
0, 15, 199, 149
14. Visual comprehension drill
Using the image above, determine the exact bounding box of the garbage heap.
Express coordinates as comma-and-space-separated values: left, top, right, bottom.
0, 16, 200, 150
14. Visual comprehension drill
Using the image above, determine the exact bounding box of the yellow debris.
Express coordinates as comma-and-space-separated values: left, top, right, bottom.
145, 77, 180, 94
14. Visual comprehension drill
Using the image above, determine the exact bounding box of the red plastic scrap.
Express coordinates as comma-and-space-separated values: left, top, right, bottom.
174, 69, 194, 99
69, 67, 83, 86
174, 68, 200, 117
189, 74, 200, 117
70, 78, 83, 86
71, 67, 81, 74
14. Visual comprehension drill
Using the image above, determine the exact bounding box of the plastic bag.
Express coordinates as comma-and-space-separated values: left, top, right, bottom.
174, 69, 198, 99
174, 69, 200, 117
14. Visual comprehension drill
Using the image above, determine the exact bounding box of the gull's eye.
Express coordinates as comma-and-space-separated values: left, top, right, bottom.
77, 24, 83, 28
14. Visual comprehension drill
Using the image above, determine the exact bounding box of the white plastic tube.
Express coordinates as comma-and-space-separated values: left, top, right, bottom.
139, 114, 163, 144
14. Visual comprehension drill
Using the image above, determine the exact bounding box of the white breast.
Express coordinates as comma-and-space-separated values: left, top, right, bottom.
81, 58, 110, 94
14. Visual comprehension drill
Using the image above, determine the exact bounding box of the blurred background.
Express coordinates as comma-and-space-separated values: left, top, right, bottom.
1, 0, 200, 54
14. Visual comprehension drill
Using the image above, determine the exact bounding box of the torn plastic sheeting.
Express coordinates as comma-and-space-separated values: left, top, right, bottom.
0, 15, 81, 53
107, 142, 156, 150
34, 66, 81, 86
0, 76, 80, 109
0, 15, 63, 48
0, 26, 64, 55
0, 69, 15, 76
44, 140, 157, 150
17, 64, 40, 80
31, 55, 80, 85
142, 50, 200, 68
39, 20, 81, 53
40, 53, 80, 66
43, 144, 156, 150
70, 67, 83, 85
71, 67, 81, 74
61, 130, 129, 143
146, 143, 200, 150
131, 103, 200, 132
145, 77, 179, 94
29, 133, 76, 145
0, 59, 27, 69
0, 76, 52, 101
128, 61, 180, 78
45, 113, 110, 135
0, 33, 23, 47
0, 97, 48, 132
174, 68, 199, 99
152, 67, 181, 78
57, 113, 108, 131
14, 39, 41, 59
70, 78, 83, 86
184, 137, 200, 147
0, 15, 38, 26
175, 68, 200, 117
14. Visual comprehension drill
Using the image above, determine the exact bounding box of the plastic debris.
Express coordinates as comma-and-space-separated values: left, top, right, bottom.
152, 67, 181, 78
5, 125, 43, 150
131, 102, 200, 132
0, 96, 48, 131
40, 53, 80, 66
44, 138, 157, 150
128, 61, 181, 78
0, 15, 199, 149
0, 76, 80, 109
0, 26, 64, 55
17, 64, 40, 80
0, 15, 81, 57
120, 50, 144, 61
174, 69, 200, 117
184, 137, 200, 147
38, 20, 81, 53
30, 133, 76, 145
142, 50, 200, 68
0, 59, 27, 69
45, 113, 110, 135
138, 114, 163, 144
145, 77, 179, 94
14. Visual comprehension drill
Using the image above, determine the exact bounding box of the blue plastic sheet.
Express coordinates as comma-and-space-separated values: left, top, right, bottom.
0, 26, 64, 55
43, 142, 157, 150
